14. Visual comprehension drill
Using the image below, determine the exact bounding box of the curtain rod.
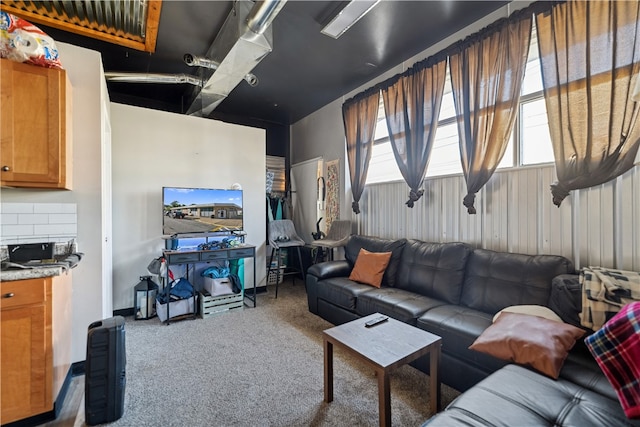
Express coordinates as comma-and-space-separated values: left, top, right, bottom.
343, 0, 560, 107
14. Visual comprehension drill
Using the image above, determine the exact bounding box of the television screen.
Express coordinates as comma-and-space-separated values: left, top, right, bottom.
163, 187, 243, 236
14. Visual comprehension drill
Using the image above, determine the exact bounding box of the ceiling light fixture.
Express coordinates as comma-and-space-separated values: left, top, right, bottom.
321, 0, 381, 39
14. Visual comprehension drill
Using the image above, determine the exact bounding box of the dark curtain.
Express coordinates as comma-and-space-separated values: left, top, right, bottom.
450, 14, 532, 214
381, 56, 447, 207
343, 88, 380, 214
536, 0, 640, 206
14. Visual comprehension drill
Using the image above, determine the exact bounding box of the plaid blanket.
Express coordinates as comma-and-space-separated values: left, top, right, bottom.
580, 267, 640, 330
585, 302, 640, 419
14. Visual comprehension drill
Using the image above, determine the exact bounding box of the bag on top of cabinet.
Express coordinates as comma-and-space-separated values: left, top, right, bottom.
0, 11, 63, 69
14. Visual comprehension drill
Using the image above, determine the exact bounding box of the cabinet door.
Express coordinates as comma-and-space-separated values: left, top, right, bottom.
0, 59, 69, 188
0, 304, 50, 424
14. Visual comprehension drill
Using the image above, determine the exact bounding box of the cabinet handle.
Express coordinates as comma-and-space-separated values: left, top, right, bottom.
2, 293, 15, 298
1, 166, 10, 172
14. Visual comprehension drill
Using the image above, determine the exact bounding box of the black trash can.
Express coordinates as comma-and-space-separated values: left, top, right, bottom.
85, 316, 126, 425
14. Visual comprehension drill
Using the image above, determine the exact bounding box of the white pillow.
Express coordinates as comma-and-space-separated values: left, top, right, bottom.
493, 305, 563, 323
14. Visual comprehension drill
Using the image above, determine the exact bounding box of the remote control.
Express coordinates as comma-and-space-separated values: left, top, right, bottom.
365, 316, 388, 327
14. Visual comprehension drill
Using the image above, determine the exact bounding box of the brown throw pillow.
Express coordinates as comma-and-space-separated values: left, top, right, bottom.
469, 311, 585, 379
348, 248, 392, 288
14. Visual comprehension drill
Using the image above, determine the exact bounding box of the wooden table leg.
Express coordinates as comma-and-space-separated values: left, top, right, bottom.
377, 368, 391, 427
430, 343, 441, 413
324, 338, 333, 403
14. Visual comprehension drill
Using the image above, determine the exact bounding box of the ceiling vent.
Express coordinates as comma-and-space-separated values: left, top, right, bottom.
186, 0, 287, 117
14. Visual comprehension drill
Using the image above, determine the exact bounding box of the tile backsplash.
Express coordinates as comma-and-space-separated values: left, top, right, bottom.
1, 203, 78, 245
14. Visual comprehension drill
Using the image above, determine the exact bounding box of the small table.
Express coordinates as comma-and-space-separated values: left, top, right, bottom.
323, 313, 442, 426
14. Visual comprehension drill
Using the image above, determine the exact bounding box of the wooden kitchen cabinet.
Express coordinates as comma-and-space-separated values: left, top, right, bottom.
0, 58, 72, 189
0, 274, 72, 424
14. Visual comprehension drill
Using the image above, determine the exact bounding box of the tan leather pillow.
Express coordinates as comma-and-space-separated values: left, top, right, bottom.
348, 248, 392, 288
469, 311, 585, 379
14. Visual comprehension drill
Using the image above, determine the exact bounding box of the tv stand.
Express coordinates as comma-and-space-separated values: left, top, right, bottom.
161, 243, 257, 323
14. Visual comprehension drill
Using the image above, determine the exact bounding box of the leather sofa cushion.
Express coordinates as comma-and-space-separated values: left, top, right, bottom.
355, 288, 446, 325
316, 277, 375, 312
461, 248, 575, 314
424, 364, 640, 427
561, 342, 620, 402
396, 240, 473, 304
549, 273, 583, 328
417, 305, 507, 373
344, 236, 407, 288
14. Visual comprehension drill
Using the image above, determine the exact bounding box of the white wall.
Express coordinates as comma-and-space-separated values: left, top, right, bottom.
1, 43, 108, 363
291, 100, 347, 226
110, 104, 266, 311
356, 165, 640, 272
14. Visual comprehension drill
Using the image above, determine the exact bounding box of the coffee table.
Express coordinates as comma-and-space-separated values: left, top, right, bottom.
323, 313, 442, 426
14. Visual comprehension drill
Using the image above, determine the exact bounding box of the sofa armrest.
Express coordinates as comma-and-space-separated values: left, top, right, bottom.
307, 260, 351, 280
306, 261, 351, 315
548, 274, 582, 328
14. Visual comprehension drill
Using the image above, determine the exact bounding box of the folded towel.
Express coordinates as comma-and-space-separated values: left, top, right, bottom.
580, 267, 640, 330
1, 252, 83, 272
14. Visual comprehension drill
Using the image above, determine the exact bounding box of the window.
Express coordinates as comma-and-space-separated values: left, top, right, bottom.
425, 76, 463, 178
366, 22, 554, 185
520, 98, 554, 165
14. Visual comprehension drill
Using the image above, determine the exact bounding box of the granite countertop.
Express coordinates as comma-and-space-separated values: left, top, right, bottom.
0, 253, 83, 282
0, 265, 67, 282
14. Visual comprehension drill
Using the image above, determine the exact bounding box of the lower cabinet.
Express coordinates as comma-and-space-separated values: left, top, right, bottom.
0, 274, 72, 424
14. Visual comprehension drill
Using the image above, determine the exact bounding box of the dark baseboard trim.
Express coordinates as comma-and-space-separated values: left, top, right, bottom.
53, 368, 73, 418
2, 409, 54, 427
252, 285, 268, 294
114, 307, 134, 317
112, 287, 268, 319
71, 360, 85, 376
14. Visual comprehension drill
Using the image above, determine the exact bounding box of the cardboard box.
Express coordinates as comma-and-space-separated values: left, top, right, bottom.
203, 277, 234, 297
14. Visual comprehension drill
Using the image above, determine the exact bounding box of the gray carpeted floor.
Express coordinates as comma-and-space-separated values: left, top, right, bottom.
106, 280, 459, 426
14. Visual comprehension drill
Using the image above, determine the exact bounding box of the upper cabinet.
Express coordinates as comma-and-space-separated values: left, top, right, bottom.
0, 59, 72, 189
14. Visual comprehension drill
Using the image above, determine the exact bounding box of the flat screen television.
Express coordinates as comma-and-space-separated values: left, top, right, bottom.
162, 187, 243, 236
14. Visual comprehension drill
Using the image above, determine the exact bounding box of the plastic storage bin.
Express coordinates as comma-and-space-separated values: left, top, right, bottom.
156, 297, 195, 322
203, 277, 234, 296
267, 267, 285, 285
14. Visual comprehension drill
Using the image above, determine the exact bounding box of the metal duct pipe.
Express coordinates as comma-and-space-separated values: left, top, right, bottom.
183, 54, 259, 87
104, 72, 203, 86
183, 53, 218, 69
186, 0, 286, 116
244, 73, 259, 87
246, 0, 288, 36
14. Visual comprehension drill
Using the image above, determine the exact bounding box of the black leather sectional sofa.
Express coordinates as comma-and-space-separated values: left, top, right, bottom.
305, 235, 639, 426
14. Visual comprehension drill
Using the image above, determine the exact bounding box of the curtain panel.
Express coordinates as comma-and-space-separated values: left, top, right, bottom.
449, 14, 532, 214
536, 0, 640, 207
343, 88, 380, 214
381, 56, 447, 208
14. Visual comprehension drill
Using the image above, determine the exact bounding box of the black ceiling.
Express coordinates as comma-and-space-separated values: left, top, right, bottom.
39, 1, 509, 126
